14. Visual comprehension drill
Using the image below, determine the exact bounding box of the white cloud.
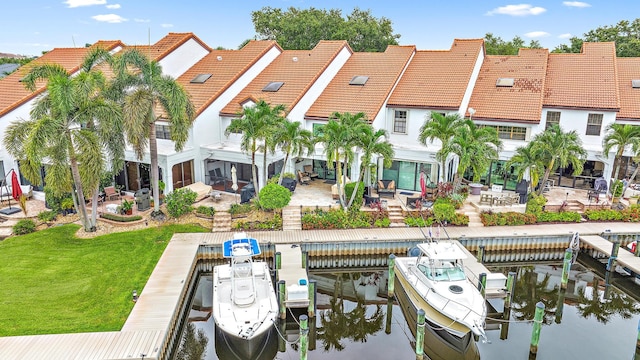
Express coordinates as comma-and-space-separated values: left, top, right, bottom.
486, 4, 547, 16
558, 33, 573, 39
106, 4, 121, 9
64, 0, 106, 8
161, 23, 174, 28
134, 18, 150, 23
524, 31, 550, 38
563, 1, 591, 8
91, 14, 127, 23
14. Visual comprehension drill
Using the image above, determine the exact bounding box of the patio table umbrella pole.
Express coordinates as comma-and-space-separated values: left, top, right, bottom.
231, 165, 238, 204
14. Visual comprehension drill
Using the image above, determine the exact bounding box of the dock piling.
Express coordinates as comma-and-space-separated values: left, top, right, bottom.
529, 301, 545, 357
308, 279, 316, 318
299, 315, 308, 360
477, 245, 485, 263
275, 251, 282, 270
388, 254, 396, 297
607, 240, 620, 271
561, 248, 573, 289
416, 309, 425, 360
278, 280, 286, 320
385, 298, 393, 334
505, 271, 516, 309
635, 239, 639, 257
302, 250, 308, 270
478, 272, 487, 298
555, 288, 566, 324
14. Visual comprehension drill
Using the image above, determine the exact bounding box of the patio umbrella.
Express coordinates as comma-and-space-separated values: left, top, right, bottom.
420, 171, 427, 198
11, 170, 22, 202
231, 165, 238, 203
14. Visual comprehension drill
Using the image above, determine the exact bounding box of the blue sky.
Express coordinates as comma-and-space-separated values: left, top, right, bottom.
1, 0, 638, 56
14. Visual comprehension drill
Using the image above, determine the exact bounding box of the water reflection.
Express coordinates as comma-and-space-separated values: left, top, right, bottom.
173, 263, 640, 360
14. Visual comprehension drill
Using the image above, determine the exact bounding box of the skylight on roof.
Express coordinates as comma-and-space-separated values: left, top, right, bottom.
190, 74, 211, 84
632, 79, 640, 88
350, 76, 369, 86
496, 78, 515, 87
263, 81, 284, 92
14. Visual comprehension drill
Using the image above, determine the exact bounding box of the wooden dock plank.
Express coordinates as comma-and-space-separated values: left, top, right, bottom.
581, 235, 640, 274
276, 244, 310, 306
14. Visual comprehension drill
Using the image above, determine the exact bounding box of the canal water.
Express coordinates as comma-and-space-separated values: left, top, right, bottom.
173, 261, 640, 360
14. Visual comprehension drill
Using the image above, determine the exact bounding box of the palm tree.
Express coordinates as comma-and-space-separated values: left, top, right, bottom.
256, 103, 287, 188
113, 49, 195, 214
3, 47, 124, 232
418, 112, 464, 182
507, 142, 545, 194
273, 120, 315, 185
602, 123, 640, 180
225, 100, 284, 199
446, 119, 502, 188
533, 125, 587, 195
316, 112, 368, 209
347, 126, 394, 208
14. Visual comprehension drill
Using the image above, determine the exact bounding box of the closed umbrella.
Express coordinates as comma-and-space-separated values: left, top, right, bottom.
11, 171, 22, 202
231, 166, 238, 203
420, 171, 427, 199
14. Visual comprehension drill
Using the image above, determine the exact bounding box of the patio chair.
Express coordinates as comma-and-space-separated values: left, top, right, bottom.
209, 168, 226, 186
303, 165, 319, 180
104, 186, 121, 201
298, 170, 311, 185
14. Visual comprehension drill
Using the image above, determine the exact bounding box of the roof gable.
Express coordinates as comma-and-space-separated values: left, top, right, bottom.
616, 57, 640, 120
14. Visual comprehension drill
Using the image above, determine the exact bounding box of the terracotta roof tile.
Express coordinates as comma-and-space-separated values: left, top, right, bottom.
388, 39, 483, 109
178, 41, 280, 116
468, 48, 548, 123
306, 45, 415, 121
124, 32, 211, 62
616, 57, 640, 120
544, 42, 619, 111
220, 40, 350, 116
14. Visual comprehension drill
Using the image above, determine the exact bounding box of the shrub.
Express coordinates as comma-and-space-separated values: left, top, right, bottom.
267, 172, 295, 185
258, 183, 291, 210
43, 186, 68, 212
405, 216, 434, 227
37, 210, 58, 223
447, 193, 465, 209
480, 211, 537, 226
536, 211, 582, 223
526, 193, 547, 215
100, 213, 143, 222
433, 202, 455, 223
195, 206, 216, 217
164, 188, 198, 218
230, 203, 253, 216
13, 219, 36, 235
233, 213, 282, 231
374, 217, 391, 228
345, 181, 365, 209
301, 208, 377, 230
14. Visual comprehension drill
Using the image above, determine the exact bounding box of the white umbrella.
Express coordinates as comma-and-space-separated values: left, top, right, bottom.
231, 166, 238, 203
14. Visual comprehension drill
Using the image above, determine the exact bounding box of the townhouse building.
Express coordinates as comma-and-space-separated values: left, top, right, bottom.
2, 33, 640, 200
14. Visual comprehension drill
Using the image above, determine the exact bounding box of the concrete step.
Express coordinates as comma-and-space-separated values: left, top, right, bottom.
212, 211, 231, 232
0, 227, 12, 239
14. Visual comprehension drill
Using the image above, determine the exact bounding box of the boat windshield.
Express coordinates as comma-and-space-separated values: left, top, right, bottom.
418, 261, 466, 282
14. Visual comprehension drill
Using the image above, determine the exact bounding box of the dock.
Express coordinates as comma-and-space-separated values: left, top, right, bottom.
275, 244, 310, 308
580, 235, 640, 275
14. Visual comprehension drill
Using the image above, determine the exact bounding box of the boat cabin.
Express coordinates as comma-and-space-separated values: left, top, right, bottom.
415, 242, 468, 282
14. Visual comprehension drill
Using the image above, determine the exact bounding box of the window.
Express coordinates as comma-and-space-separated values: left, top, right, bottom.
394, 110, 407, 134
349, 76, 369, 85
156, 124, 171, 140
586, 114, 603, 136
496, 78, 515, 87
313, 123, 325, 137
480, 125, 526, 140
190, 74, 211, 84
545, 111, 560, 130
262, 81, 284, 92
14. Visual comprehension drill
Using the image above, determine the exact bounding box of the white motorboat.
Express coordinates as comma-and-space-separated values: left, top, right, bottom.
213, 234, 278, 359
394, 241, 487, 344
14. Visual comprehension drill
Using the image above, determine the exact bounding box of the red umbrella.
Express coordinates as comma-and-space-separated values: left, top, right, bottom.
11, 171, 22, 202
420, 171, 427, 198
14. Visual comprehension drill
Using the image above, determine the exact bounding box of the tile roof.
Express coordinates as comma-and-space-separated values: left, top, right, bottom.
615, 57, 640, 121
387, 39, 484, 110
0, 41, 122, 117
220, 40, 350, 117
544, 42, 619, 111
468, 48, 548, 123
123, 32, 211, 62
178, 41, 280, 116
306, 45, 415, 122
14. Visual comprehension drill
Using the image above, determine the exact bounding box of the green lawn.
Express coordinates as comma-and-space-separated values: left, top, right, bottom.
0, 223, 208, 336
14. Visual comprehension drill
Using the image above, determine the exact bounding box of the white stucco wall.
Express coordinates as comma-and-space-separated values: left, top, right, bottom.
158, 38, 210, 79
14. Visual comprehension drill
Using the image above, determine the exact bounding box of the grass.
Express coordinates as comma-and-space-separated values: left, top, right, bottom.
0, 223, 209, 337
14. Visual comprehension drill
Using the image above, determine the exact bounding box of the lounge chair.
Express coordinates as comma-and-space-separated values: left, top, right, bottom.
104, 186, 121, 201
303, 165, 319, 180
376, 180, 396, 198
298, 170, 311, 185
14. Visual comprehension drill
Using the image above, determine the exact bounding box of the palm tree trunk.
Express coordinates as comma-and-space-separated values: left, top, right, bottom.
90, 189, 99, 228
149, 121, 160, 213
441, 159, 446, 183
538, 163, 554, 196
262, 145, 268, 189
251, 142, 259, 201
347, 164, 366, 209
67, 139, 91, 231
278, 152, 290, 185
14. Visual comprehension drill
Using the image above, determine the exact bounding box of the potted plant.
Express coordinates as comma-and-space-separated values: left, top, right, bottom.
120, 199, 134, 215
60, 197, 74, 216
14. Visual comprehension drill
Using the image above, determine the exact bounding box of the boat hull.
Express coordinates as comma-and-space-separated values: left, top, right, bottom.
395, 273, 480, 360
214, 322, 278, 360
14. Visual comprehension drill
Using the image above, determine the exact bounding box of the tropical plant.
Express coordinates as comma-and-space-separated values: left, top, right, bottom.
225, 100, 285, 200
602, 123, 640, 181
532, 125, 587, 195
13, 219, 36, 235
164, 188, 198, 218
507, 142, 545, 194
257, 183, 291, 210
418, 112, 464, 182
446, 119, 502, 188
3, 47, 124, 232
113, 48, 195, 216
273, 120, 315, 185
348, 126, 394, 208
120, 199, 134, 214
316, 112, 368, 209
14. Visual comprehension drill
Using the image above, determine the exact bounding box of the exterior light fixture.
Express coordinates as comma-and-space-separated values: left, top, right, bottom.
132, 290, 138, 302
